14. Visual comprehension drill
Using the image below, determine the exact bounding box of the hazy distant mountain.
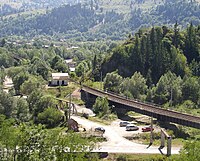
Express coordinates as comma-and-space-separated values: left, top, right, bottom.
0, 0, 86, 16
0, 0, 199, 40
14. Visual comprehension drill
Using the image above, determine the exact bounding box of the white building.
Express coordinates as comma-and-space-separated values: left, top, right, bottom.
65, 59, 76, 72
69, 67, 75, 72
50, 73, 69, 86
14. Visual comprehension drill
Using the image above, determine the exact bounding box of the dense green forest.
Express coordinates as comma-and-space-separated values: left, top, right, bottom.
0, 0, 81, 16
102, 23, 200, 80
97, 24, 200, 113
129, 0, 200, 29
0, 0, 200, 40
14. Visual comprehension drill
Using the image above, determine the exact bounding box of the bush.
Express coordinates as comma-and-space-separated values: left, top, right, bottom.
117, 155, 127, 161
37, 108, 63, 128
93, 97, 110, 117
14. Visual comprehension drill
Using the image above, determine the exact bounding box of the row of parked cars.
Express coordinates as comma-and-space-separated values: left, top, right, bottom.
119, 121, 154, 132
93, 121, 154, 134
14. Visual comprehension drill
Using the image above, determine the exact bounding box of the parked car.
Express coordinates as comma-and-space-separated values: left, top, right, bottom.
142, 126, 154, 132
95, 127, 105, 133
82, 113, 89, 119
119, 121, 130, 127
126, 124, 139, 131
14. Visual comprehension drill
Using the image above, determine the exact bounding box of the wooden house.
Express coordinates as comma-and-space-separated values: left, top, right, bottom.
49, 73, 69, 86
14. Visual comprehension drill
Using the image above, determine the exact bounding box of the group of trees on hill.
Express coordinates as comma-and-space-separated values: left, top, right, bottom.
154, 0, 200, 25
103, 70, 200, 108
129, 0, 200, 30
102, 23, 199, 82
95, 23, 200, 109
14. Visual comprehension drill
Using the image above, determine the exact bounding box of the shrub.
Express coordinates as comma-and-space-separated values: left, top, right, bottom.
37, 108, 63, 128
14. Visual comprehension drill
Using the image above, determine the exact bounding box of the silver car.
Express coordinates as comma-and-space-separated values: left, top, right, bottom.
126, 124, 139, 131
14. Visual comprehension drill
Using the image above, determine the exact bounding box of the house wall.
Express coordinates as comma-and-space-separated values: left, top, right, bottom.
51, 80, 68, 86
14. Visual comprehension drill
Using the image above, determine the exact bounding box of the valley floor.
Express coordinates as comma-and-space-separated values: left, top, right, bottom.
71, 115, 181, 155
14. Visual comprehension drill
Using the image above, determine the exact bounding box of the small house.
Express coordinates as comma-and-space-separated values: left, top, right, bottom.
65, 59, 76, 72
50, 73, 69, 86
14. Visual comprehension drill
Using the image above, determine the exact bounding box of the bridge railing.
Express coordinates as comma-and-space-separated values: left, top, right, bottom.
105, 89, 163, 108
81, 85, 200, 123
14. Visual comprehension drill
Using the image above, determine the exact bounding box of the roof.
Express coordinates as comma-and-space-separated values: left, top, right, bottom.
52, 73, 69, 80
69, 67, 75, 72
65, 59, 73, 64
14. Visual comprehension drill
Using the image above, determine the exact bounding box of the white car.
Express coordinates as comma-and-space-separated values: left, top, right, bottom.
126, 124, 139, 131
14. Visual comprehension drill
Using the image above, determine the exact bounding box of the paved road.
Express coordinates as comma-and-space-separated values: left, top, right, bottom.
71, 116, 181, 154
75, 104, 95, 116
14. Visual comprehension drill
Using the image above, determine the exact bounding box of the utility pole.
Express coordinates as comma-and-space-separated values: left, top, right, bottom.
69, 93, 72, 119
101, 71, 103, 91
150, 115, 153, 144
170, 87, 173, 107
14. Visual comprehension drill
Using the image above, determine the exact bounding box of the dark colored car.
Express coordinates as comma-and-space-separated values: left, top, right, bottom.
142, 126, 154, 132
95, 127, 105, 133
119, 121, 130, 127
82, 113, 89, 119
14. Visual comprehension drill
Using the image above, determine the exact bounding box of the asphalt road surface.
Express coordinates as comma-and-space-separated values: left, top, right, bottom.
71, 116, 181, 155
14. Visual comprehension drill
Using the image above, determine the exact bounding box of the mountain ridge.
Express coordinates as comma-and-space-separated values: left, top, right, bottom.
0, 0, 199, 41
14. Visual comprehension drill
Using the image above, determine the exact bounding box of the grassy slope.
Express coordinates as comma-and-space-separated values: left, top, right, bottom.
98, 0, 164, 13
0, 0, 28, 8
0, 0, 164, 14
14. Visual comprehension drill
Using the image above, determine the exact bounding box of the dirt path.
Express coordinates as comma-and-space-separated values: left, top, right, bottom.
71, 88, 81, 99
71, 116, 181, 154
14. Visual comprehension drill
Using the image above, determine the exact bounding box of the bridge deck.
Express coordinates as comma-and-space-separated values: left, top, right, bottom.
82, 86, 200, 125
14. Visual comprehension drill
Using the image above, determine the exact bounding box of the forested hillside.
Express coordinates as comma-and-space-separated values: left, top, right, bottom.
0, 0, 199, 40
129, 0, 200, 29
98, 24, 200, 111
0, 0, 80, 16
102, 24, 200, 82
0, 4, 123, 40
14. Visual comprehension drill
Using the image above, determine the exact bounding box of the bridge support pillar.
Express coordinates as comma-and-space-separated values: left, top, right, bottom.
161, 132, 165, 147
160, 129, 172, 156
80, 90, 89, 101
167, 137, 172, 156
84, 92, 89, 101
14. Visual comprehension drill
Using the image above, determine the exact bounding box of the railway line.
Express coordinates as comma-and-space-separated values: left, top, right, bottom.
81, 85, 200, 129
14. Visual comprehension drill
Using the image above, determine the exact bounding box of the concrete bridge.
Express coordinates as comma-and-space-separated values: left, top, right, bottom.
81, 85, 200, 129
